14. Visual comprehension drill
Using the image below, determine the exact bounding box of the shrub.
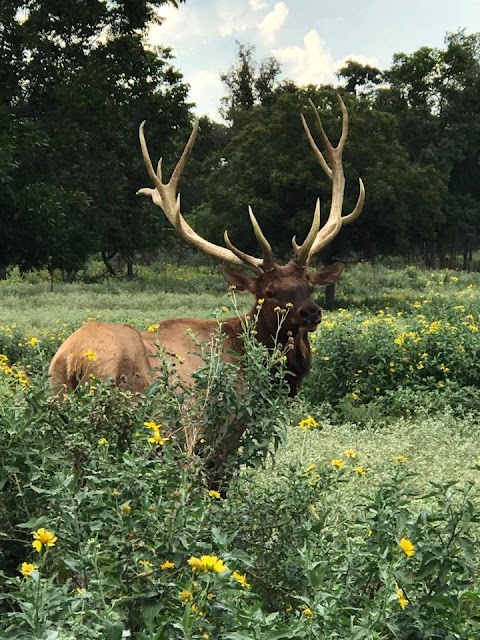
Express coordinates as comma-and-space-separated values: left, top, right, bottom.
304, 302, 480, 414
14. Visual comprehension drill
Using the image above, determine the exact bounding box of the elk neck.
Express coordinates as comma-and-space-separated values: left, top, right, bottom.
221, 308, 312, 397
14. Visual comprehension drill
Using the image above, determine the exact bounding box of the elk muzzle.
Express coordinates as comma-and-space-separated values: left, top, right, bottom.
299, 302, 322, 329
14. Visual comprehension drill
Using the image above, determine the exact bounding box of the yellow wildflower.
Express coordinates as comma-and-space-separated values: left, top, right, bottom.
188, 555, 228, 573
147, 424, 169, 445
161, 560, 175, 570
138, 560, 154, 571
121, 503, 131, 516
323, 355, 330, 360
20, 562, 37, 578
298, 416, 318, 430
147, 323, 159, 332
221, 306, 229, 313
98, 437, 108, 446
354, 465, 366, 476
303, 608, 313, 618
396, 585, 408, 609
144, 420, 160, 430
304, 463, 316, 475
344, 449, 356, 458
179, 589, 193, 602
27, 337, 39, 347
392, 455, 408, 463
231, 571, 251, 588
84, 350, 98, 362
208, 490, 221, 499
331, 459, 345, 469
32, 528, 57, 553
112, 488, 121, 497
399, 537, 415, 557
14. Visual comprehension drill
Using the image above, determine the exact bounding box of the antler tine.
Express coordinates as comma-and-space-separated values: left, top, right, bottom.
335, 93, 349, 154
342, 178, 365, 225
292, 198, 321, 267
300, 112, 331, 179
169, 120, 199, 191
138, 120, 265, 270
294, 95, 364, 266
224, 230, 263, 274
248, 206, 274, 270
222, 206, 275, 272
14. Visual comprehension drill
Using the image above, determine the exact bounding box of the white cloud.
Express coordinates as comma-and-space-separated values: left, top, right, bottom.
274, 29, 379, 86
188, 70, 224, 119
257, 2, 288, 47
273, 30, 336, 85
249, 0, 268, 10
217, 0, 256, 37
148, 4, 214, 47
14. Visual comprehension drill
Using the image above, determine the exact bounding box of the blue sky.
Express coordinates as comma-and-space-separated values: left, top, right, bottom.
149, 0, 480, 120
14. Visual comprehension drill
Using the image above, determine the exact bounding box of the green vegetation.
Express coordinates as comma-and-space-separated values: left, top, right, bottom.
1, 264, 480, 638
1, 3, 479, 277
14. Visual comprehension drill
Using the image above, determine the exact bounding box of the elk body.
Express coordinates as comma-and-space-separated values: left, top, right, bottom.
48, 96, 364, 398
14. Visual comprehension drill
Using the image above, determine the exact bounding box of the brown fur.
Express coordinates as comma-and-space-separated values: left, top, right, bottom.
48, 322, 155, 395
49, 262, 344, 397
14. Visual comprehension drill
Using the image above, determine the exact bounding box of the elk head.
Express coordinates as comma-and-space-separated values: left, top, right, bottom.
137, 95, 364, 348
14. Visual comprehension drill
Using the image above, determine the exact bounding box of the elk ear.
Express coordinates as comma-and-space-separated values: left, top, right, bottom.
310, 262, 345, 286
221, 266, 257, 293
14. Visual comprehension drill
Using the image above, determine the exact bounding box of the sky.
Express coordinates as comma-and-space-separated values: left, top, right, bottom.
149, 0, 480, 120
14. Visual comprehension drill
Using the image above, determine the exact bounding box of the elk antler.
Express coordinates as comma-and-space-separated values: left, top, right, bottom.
293, 95, 365, 267
137, 121, 274, 272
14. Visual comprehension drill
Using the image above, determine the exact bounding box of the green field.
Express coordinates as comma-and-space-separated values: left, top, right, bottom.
1, 263, 480, 639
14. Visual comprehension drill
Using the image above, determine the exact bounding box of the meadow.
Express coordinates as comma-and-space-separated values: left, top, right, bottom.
1, 262, 480, 639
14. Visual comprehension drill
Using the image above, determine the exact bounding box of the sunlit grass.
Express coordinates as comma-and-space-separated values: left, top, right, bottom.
0, 285, 249, 331
276, 411, 479, 492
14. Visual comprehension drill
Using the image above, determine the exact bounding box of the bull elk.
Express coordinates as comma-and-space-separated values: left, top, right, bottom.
49, 96, 364, 399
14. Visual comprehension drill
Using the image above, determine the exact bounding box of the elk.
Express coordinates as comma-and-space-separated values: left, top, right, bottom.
49, 96, 364, 399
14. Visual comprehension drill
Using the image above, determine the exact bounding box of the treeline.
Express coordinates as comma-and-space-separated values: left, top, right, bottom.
0, 1, 479, 277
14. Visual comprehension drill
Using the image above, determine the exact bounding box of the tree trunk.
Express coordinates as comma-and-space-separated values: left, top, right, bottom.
437, 237, 447, 269
463, 236, 471, 272
425, 243, 435, 269
324, 284, 336, 309
126, 256, 134, 279
101, 250, 117, 276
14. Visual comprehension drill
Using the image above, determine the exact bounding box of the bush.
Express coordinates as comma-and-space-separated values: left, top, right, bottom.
304, 301, 480, 415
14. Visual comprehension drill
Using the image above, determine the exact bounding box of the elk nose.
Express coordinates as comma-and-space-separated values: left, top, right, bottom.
300, 303, 321, 325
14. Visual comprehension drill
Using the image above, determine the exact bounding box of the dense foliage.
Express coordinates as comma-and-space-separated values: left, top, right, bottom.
0, 0, 190, 276
1, 264, 480, 638
0, 4, 479, 275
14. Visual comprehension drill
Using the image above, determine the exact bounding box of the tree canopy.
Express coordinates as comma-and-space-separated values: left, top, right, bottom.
0, 14, 478, 275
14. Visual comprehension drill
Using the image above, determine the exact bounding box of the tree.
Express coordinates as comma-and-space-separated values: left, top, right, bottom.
337, 59, 383, 96
0, 0, 191, 275
380, 30, 480, 266
220, 42, 281, 128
